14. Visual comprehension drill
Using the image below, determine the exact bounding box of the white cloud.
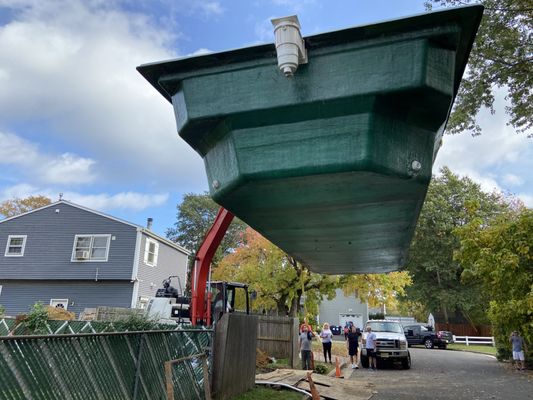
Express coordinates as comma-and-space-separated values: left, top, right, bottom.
65, 191, 169, 211
0, 183, 40, 201
255, 17, 276, 43
502, 174, 524, 187
0, 0, 206, 192
0, 131, 40, 165
0, 183, 168, 212
271, 0, 317, 13
434, 88, 532, 200
189, 48, 214, 56
43, 153, 96, 185
517, 194, 533, 208
0, 131, 96, 185
199, 2, 224, 16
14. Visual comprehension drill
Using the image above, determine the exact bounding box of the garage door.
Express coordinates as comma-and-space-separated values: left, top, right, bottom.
339, 313, 363, 330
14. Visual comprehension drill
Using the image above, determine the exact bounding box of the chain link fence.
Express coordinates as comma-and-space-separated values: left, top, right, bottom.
0, 329, 213, 400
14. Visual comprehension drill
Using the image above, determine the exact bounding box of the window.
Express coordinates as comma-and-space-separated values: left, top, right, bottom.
137, 296, 150, 310
71, 235, 110, 262
50, 299, 69, 310
5, 235, 27, 257
144, 239, 159, 266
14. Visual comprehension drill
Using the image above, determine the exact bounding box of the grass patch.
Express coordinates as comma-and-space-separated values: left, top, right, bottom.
312, 339, 348, 359
448, 343, 497, 356
267, 357, 334, 375
231, 386, 305, 400
269, 358, 292, 369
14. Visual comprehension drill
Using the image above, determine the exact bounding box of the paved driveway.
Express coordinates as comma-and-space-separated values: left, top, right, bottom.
345, 347, 532, 400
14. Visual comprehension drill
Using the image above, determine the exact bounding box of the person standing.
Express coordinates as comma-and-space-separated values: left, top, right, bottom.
320, 323, 333, 363
347, 325, 361, 369
299, 324, 314, 370
365, 326, 377, 371
510, 331, 528, 370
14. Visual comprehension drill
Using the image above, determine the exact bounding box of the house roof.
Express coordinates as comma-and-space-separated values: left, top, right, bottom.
0, 200, 191, 255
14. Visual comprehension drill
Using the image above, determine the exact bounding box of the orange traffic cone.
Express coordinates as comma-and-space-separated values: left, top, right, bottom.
335, 357, 344, 379
306, 372, 321, 400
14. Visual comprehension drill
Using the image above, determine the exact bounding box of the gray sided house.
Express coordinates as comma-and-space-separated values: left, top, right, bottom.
0, 201, 190, 317
319, 288, 368, 330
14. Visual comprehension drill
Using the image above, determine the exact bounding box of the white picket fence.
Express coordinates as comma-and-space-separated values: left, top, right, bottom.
453, 335, 495, 346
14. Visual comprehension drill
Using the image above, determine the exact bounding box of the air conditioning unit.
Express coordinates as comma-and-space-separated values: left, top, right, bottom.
77, 251, 90, 260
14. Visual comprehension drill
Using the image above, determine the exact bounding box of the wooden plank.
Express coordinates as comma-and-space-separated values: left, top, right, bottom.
256, 369, 373, 400
296, 377, 373, 400
255, 369, 308, 386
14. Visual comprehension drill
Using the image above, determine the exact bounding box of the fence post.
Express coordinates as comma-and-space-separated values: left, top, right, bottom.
165, 361, 174, 400
492, 337, 495, 347
465, 336, 469, 346
290, 317, 299, 369
132, 333, 146, 400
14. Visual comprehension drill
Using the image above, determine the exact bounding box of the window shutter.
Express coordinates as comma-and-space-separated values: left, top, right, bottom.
153, 242, 159, 266
144, 240, 150, 264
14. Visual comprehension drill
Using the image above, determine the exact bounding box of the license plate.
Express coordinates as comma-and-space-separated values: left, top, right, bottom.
380, 353, 389, 358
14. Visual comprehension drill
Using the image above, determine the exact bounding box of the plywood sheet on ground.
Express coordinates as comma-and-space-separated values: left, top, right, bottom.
256, 369, 310, 386
256, 369, 373, 400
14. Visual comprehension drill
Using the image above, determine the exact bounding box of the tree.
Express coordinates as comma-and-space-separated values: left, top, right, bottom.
339, 272, 412, 312
403, 167, 509, 326
166, 193, 246, 264
166, 193, 247, 295
213, 227, 338, 318
455, 208, 532, 362
0, 196, 52, 218
426, 0, 532, 136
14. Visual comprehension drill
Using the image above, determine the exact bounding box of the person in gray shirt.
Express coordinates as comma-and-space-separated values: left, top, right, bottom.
509, 331, 528, 370
299, 324, 314, 370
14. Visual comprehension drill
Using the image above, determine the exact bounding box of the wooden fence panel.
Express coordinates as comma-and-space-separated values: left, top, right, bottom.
256, 316, 299, 368
212, 313, 258, 400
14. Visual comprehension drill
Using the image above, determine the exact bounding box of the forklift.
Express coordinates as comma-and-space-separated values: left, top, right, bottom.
146, 208, 250, 326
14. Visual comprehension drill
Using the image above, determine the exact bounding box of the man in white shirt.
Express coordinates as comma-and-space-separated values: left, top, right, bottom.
365, 326, 378, 370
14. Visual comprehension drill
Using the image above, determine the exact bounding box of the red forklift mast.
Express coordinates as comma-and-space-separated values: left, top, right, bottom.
191, 207, 234, 326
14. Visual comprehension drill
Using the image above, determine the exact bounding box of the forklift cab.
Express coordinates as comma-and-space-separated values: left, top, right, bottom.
210, 281, 250, 323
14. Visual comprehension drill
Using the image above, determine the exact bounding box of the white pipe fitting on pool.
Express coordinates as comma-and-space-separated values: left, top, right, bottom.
271, 15, 308, 77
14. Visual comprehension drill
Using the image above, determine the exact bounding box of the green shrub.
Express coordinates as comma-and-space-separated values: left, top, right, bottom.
25, 302, 49, 334
313, 363, 328, 374
114, 313, 161, 331
0, 304, 5, 317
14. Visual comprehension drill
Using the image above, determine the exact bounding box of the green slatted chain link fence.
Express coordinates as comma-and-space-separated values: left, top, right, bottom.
0, 329, 213, 400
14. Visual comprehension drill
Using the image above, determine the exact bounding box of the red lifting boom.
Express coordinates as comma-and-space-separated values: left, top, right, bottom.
190, 207, 234, 326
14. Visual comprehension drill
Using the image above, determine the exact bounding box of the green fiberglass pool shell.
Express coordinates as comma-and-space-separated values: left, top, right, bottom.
138, 5, 483, 274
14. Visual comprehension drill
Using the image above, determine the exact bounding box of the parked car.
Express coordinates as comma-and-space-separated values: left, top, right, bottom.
330, 325, 342, 335
403, 324, 451, 349
361, 320, 411, 369
437, 330, 454, 344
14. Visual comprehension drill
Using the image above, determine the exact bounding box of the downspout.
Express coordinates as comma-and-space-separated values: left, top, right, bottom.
130, 229, 142, 308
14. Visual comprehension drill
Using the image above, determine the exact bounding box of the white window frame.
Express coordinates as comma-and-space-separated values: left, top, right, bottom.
137, 296, 150, 310
4, 235, 27, 257
71, 234, 111, 262
144, 238, 159, 267
50, 299, 69, 310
